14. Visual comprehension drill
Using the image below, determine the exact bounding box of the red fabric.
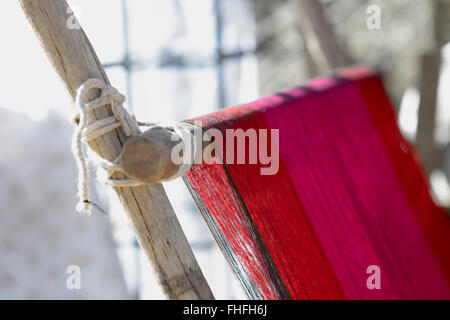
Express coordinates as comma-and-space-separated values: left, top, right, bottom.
185, 67, 450, 299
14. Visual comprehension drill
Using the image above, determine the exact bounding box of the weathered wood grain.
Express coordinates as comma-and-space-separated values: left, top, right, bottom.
19, 0, 213, 300
119, 123, 211, 184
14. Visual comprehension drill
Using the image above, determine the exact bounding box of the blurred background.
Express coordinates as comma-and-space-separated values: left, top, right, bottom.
0, 0, 449, 299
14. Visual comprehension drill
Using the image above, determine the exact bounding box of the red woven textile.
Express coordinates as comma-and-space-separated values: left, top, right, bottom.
184, 67, 450, 299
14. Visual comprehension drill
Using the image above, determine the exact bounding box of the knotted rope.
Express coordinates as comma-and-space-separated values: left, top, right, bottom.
72, 79, 200, 215
72, 79, 140, 214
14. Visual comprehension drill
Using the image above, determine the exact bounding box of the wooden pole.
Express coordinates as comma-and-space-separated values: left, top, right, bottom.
416, 51, 441, 173
117, 123, 207, 184
291, 0, 352, 75
416, 0, 450, 174
19, 0, 214, 300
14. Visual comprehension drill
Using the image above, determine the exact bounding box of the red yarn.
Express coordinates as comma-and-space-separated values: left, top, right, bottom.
185, 67, 450, 299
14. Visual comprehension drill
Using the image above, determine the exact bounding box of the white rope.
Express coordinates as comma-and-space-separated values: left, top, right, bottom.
72, 78, 141, 214
72, 79, 200, 215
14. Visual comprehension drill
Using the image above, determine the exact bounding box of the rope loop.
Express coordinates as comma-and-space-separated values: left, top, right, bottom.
72, 79, 139, 215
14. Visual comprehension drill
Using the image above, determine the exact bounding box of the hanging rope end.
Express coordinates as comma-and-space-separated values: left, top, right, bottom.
72, 79, 140, 216
76, 200, 92, 215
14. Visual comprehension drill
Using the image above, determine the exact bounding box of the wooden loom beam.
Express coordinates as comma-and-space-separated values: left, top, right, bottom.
19, 0, 214, 300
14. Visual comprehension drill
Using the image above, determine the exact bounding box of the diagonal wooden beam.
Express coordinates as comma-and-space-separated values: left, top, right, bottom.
416, 0, 449, 175
291, 0, 352, 76
19, 0, 213, 300
416, 51, 441, 173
